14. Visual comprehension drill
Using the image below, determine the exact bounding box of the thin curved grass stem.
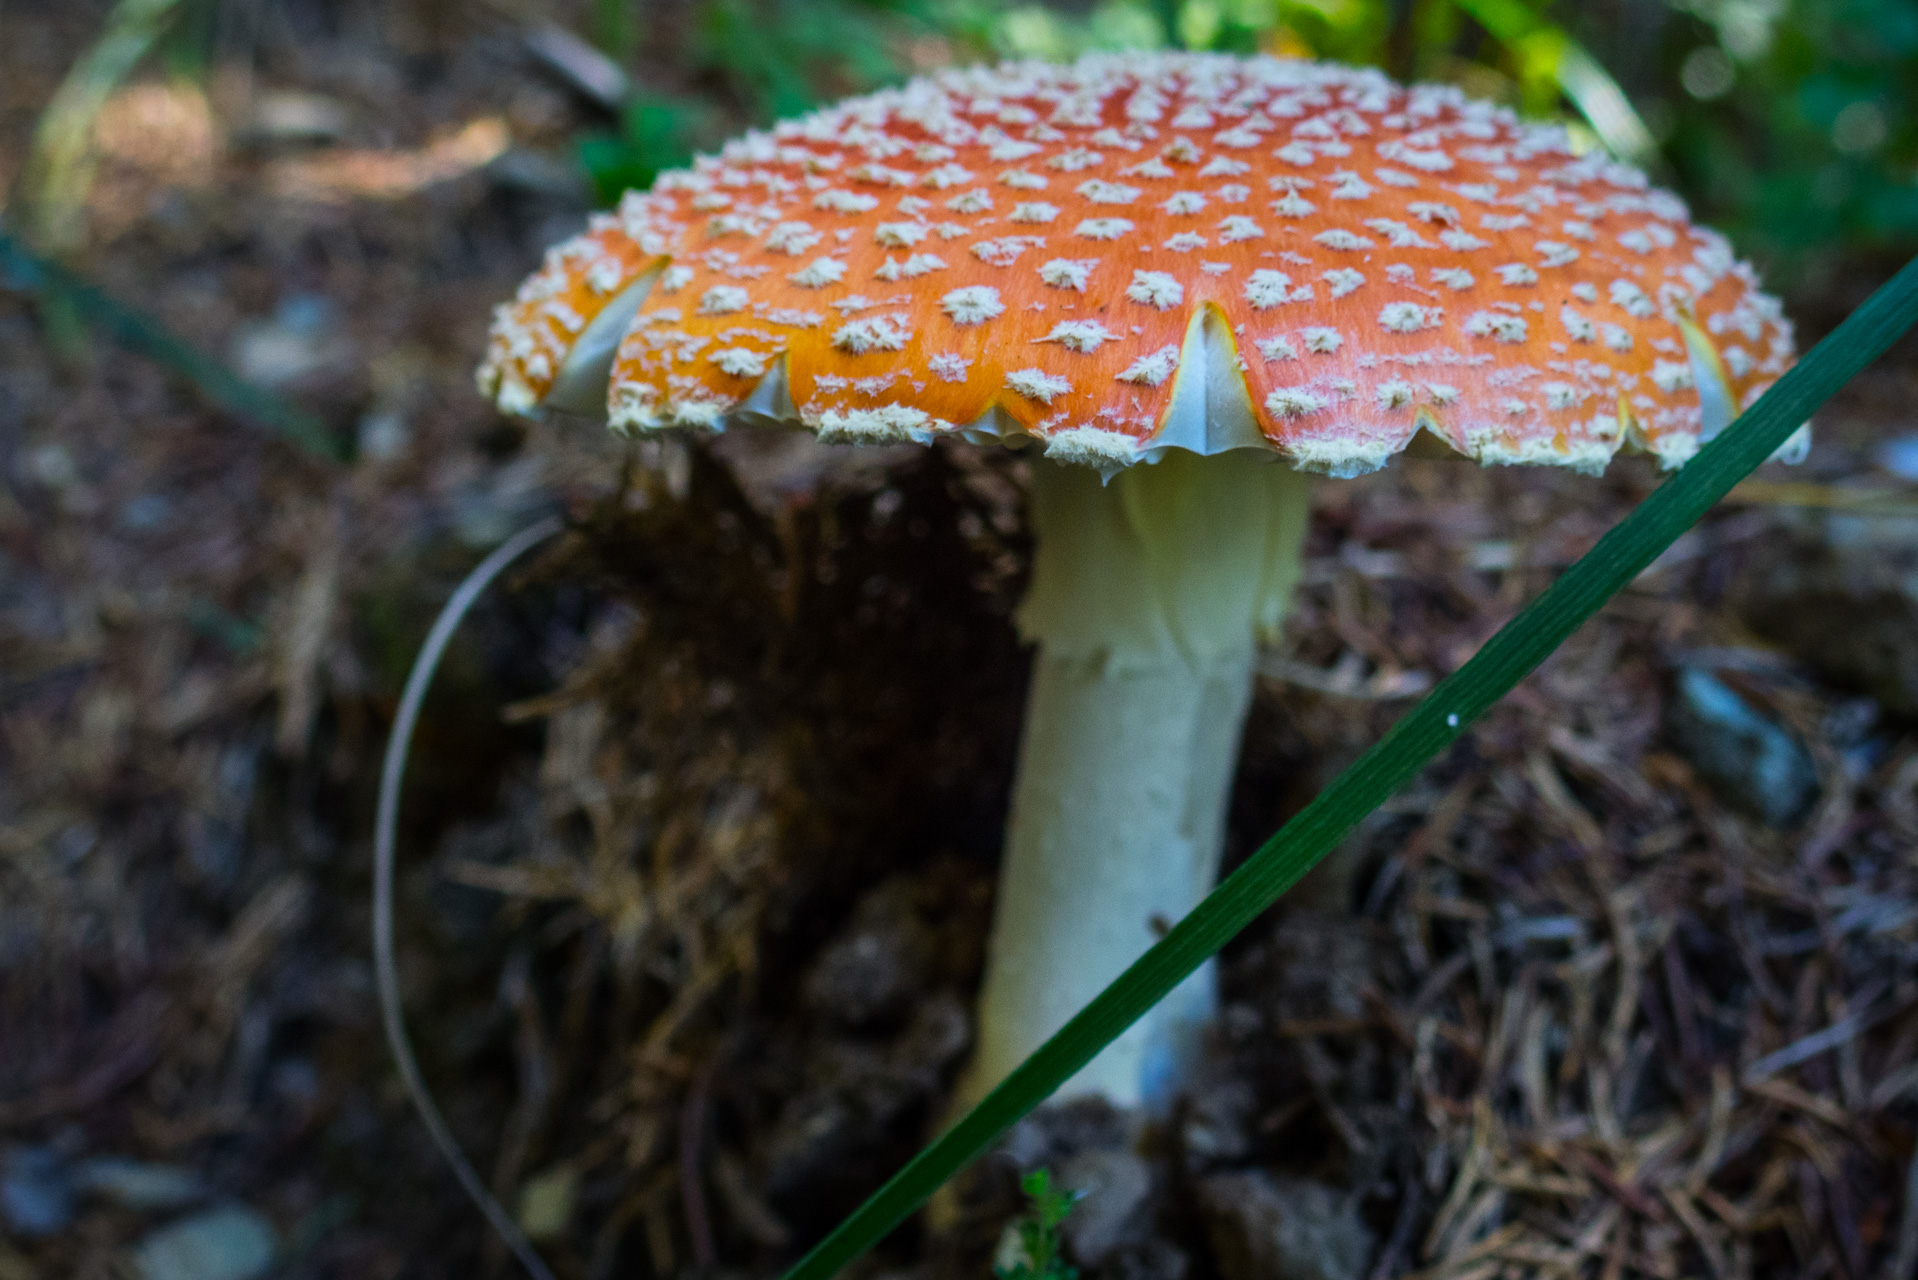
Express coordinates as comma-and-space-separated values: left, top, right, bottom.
373, 516, 564, 1280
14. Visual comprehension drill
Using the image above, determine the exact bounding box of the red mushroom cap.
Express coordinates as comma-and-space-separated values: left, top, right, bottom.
478, 53, 1797, 477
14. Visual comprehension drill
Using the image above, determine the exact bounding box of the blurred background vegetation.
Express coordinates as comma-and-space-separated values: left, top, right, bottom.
13, 0, 1916, 313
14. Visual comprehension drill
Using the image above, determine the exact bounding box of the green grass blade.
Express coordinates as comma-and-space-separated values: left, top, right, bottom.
20, 0, 186, 254
782, 253, 1918, 1280
1452, 0, 1656, 164
1550, 41, 1658, 164
0, 228, 346, 462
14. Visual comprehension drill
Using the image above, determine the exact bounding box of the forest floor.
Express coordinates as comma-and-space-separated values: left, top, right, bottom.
4, 4, 1918, 1280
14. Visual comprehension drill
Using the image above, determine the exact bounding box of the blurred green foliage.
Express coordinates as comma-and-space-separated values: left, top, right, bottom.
575, 0, 1917, 286
1658, 0, 1918, 287
579, 97, 698, 205
577, 0, 958, 203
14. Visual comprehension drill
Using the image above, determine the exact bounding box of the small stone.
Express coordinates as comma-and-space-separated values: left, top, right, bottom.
356, 409, 411, 463
243, 91, 350, 145
74, 1157, 205, 1211
119, 493, 174, 532
1877, 434, 1918, 481
1059, 1148, 1153, 1265
1198, 1171, 1374, 1280
2, 1146, 75, 1237
229, 294, 344, 388
1666, 666, 1818, 827
25, 443, 79, 490
1182, 1079, 1256, 1167
134, 1205, 277, 1280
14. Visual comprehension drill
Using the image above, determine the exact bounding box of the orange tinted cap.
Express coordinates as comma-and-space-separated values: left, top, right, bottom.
479, 53, 1797, 477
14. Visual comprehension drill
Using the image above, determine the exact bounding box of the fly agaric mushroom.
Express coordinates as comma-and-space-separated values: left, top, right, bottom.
479, 53, 1800, 1114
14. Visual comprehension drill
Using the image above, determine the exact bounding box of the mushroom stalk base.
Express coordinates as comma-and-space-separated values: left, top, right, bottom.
959, 452, 1312, 1115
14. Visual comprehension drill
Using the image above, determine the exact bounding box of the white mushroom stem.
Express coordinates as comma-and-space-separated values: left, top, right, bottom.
958, 449, 1312, 1114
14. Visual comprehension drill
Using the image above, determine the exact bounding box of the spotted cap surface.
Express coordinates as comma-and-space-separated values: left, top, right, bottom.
478, 52, 1798, 477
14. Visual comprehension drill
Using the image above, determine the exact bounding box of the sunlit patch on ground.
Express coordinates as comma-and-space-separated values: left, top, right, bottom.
265, 117, 510, 204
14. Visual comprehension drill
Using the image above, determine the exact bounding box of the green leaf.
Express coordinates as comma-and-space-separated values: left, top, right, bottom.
779, 255, 1918, 1280
22, 0, 187, 254
993, 1170, 1080, 1280
579, 96, 695, 206
1453, 0, 1656, 162
0, 229, 346, 461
